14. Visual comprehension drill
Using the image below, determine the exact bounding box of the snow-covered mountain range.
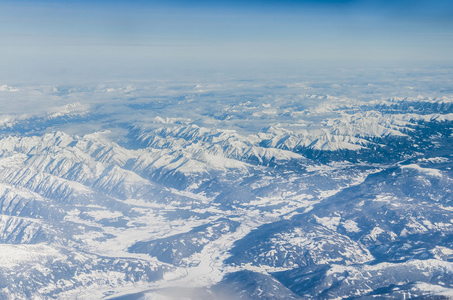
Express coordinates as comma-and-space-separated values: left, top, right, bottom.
0, 66, 452, 299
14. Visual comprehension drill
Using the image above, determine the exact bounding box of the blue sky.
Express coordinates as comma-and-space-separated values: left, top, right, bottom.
0, 0, 452, 81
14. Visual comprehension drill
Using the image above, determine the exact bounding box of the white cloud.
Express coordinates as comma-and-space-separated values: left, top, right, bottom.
0, 85, 19, 92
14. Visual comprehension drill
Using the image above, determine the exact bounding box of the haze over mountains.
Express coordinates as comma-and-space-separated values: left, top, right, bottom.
0, 66, 452, 298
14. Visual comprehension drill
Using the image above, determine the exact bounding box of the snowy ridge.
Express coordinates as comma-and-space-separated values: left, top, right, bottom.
0, 102, 91, 131
48, 102, 90, 119
134, 124, 305, 168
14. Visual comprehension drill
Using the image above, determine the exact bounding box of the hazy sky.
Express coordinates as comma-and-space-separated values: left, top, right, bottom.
0, 0, 452, 81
